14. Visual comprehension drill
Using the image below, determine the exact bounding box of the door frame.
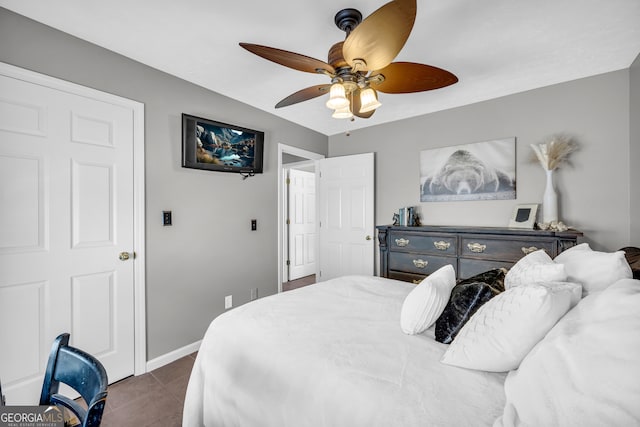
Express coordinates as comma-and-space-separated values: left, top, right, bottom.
277, 143, 324, 293
284, 164, 316, 282
0, 62, 147, 376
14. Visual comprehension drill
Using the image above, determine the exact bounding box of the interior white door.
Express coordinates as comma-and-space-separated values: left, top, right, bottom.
318, 153, 375, 281
0, 70, 136, 404
287, 168, 316, 280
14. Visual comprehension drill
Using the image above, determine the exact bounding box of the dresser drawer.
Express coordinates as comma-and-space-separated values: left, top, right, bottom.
389, 264, 460, 284
388, 271, 428, 284
388, 231, 457, 255
388, 252, 456, 275
460, 236, 555, 262
458, 259, 513, 280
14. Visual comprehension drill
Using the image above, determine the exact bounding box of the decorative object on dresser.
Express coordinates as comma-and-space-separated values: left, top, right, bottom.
394, 206, 419, 226
376, 225, 582, 282
537, 220, 570, 231
530, 134, 578, 224
420, 138, 516, 202
508, 203, 538, 228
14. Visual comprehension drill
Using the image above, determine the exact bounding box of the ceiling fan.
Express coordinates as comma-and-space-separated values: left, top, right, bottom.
240, 0, 458, 120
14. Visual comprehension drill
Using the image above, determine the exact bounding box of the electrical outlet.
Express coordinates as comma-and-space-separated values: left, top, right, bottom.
250, 288, 258, 300
224, 295, 232, 309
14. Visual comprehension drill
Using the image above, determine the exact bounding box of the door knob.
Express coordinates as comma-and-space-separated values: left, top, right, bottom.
365, 235, 372, 240
119, 252, 131, 261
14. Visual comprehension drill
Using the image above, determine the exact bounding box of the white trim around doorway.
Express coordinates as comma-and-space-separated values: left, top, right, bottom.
277, 143, 324, 293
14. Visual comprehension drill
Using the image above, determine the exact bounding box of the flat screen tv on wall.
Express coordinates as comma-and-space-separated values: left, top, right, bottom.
182, 113, 264, 176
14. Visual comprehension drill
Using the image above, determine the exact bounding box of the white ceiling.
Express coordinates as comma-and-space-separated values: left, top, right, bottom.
2, 0, 639, 136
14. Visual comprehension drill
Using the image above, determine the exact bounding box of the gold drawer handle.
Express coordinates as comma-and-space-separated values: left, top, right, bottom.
412, 259, 428, 268
395, 238, 409, 247
521, 246, 539, 255
467, 242, 487, 253
433, 241, 450, 251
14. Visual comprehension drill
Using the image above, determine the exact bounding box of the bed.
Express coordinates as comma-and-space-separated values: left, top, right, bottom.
183, 244, 640, 427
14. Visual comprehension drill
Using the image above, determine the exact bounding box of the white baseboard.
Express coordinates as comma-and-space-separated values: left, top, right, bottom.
146, 340, 202, 372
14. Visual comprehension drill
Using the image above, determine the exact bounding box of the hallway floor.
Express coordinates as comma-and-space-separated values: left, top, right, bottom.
282, 274, 316, 292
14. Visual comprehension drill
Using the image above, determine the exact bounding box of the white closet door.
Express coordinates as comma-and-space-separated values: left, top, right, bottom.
0, 68, 136, 404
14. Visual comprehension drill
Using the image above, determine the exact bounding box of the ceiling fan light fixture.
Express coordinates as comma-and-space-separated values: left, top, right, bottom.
326, 83, 349, 110
332, 105, 353, 119
359, 87, 382, 113
240, 1, 458, 120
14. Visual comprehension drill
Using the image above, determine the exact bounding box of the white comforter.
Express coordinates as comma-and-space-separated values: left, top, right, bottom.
183, 275, 507, 427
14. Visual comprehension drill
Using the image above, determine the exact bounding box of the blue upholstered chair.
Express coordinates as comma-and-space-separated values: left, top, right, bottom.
39, 333, 108, 427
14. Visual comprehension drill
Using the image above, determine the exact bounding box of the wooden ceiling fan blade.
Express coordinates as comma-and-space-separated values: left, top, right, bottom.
371, 62, 458, 93
240, 43, 335, 75
275, 85, 332, 108
342, 0, 416, 72
349, 88, 376, 119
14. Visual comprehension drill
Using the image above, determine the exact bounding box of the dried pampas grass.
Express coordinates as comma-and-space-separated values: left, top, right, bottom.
530, 134, 577, 171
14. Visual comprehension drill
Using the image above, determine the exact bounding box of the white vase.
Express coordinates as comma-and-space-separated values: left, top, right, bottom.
542, 169, 558, 223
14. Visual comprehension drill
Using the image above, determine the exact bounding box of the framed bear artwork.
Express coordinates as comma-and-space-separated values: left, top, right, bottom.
419, 138, 516, 202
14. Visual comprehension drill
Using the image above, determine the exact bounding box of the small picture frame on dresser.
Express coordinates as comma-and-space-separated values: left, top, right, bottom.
508, 203, 538, 229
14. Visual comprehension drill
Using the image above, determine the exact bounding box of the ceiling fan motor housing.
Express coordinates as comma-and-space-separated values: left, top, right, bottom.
334, 8, 363, 34
328, 42, 349, 69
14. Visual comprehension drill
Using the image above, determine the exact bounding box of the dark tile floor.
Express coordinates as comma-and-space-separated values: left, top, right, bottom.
100, 352, 196, 427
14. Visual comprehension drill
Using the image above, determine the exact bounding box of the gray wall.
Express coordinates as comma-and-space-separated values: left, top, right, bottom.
0, 8, 328, 359
631, 53, 640, 244
329, 70, 635, 251
2, 6, 638, 361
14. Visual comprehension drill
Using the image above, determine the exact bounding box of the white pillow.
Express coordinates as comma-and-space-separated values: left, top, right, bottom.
505, 249, 567, 289
554, 243, 632, 297
400, 264, 456, 335
560, 241, 591, 252
440, 283, 573, 372
495, 278, 640, 427
538, 281, 582, 308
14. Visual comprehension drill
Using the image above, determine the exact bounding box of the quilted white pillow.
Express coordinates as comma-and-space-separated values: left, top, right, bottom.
440, 283, 573, 372
554, 243, 632, 297
400, 264, 456, 335
505, 249, 567, 289
495, 279, 640, 426
540, 281, 582, 308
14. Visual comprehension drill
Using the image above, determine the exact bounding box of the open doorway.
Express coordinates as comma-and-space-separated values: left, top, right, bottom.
285, 165, 315, 283
277, 144, 325, 292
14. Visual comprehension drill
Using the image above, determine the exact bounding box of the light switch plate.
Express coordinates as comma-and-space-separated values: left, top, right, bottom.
162, 211, 172, 226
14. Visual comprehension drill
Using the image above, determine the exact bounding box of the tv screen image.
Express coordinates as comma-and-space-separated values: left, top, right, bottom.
182, 113, 264, 175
